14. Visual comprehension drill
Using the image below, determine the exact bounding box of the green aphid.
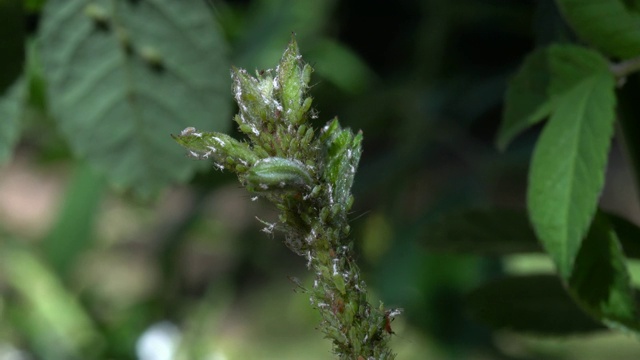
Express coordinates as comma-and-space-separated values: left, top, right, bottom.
245, 157, 313, 194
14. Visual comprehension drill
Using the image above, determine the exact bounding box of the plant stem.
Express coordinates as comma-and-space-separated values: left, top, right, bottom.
610, 55, 640, 79
173, 36, 398, 359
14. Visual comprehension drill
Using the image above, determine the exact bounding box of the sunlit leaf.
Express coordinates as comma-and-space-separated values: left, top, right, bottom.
528, 45, 615, 278
39, 0, 230, 197
498, 44, 616, 151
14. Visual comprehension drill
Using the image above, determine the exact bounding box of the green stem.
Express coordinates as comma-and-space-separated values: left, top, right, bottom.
173, 37, 398, 359
293, 186, 395, 359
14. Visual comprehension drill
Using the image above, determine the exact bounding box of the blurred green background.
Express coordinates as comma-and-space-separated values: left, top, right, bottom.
2, 0, 640, 359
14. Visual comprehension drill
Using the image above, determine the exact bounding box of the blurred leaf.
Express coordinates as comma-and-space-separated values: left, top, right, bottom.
569, 213, 640, 332
175, 284, 233, 359
25, 0, 47, 12
41, 163, 105, 278
0, 78, 25, 165
308, 39, 376, 95
38, 0, 230, 197
556, 0, 640, 59
499, 44, 615, 151
533, 0, 575, 46
233, 0, 337, 69
467, 274, 606, 335
0, 240, 102, 359
498, 48, 552, 150
528, 45, 615, 278
0, 0, 25, 93
25, 40, 48, 113
423, 208, 640, 260
423, 209, 541, 255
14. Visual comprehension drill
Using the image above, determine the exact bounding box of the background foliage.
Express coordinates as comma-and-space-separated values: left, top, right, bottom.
2, 0, 640, 359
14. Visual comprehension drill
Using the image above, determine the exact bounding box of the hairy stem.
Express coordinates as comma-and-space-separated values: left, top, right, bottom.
173, 36, 398, 359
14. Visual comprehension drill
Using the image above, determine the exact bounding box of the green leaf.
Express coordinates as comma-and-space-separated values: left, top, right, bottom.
25, 40, 49, 113
0, 240, 102, 359
556, 0, 640, 59
467, 274, 605, 335
424, 209, 640, 333
423, 209, 542, 255
527, 46, 616, 278
569, 213, 640, 332
0, 78, 26, 165
308, 39, 376, 95
38, 0, 230, 197
497, 48, 553, 150
26, 0, 47, 12
498, 44, 617, 150
41, 163, 105, 278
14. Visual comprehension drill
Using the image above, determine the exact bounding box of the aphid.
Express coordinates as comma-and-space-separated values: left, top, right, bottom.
384, 308, 402, 335
244, 157, 312, 194
384, 312, 394, 335
301, 96, 313, 113
331, 297, 345, 315
302, 64, 313, 86
180, 127, 197, 136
